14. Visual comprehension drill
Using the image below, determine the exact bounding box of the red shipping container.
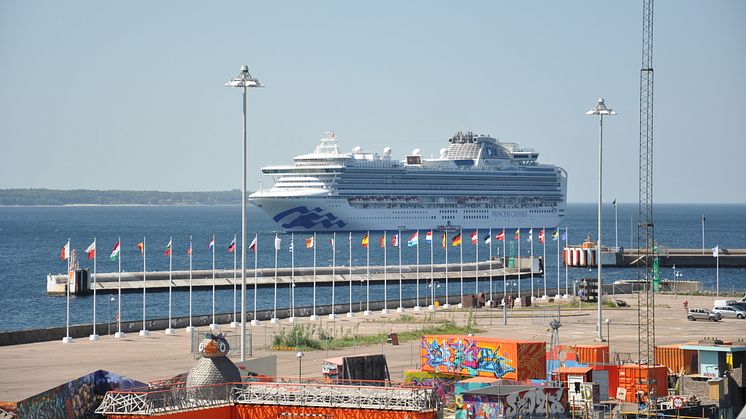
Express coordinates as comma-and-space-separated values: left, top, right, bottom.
420, 335, 546, 381
616, 364, 668, 402
573, 344, 611, 364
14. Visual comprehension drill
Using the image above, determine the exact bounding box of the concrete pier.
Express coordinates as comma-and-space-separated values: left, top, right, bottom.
47, 258, 540, 296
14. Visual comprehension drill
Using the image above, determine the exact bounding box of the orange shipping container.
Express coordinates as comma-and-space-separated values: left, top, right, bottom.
573, 344, 610, 364
616, 364, 668, 403
655, 345, 697, 374
420, 335, 546, 381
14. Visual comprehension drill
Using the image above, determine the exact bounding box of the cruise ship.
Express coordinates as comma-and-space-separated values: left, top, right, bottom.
249, 131, 567, 232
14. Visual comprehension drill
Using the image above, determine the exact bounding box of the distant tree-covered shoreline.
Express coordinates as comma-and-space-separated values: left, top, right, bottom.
0, 189, 243, 206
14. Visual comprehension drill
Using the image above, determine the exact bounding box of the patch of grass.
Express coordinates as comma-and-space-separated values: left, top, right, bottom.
272, 312, 482, 352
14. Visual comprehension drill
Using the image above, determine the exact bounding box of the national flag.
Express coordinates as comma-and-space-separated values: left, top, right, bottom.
538, 229, 545, 244
164, 239, 172, 256
110, 241, 121, 261
612, 198, 617, 206
470, 230, 479, 245
329, 237, 335, 248
391, 234, 399, 247
137, 241, 144, 255
60, 240, 70, 260
712, 246, 719, 257
362, 234, 369, 248
288, 241, 294, 253
552, 229, 560, 241
526, 228, 533, 243
274, 234, 282, 251
483, 234, 491, 244
407, 231, 419, 247
379, 234, 386, 248
451, 234, 462, 247
305, 237, 314, 249
208, 237, 215, 250
514, 229, 520, 240
561, 227, 568, 241
249, 235, 257, 253
85, 240, 96, 260
441, 233, 447, 248
187, 239, 193, 256
227, 237, 236, 253
425, 231, 433, 242
496, 230, 505, 241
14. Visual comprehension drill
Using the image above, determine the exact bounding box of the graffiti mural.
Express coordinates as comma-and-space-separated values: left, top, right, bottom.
273, 206, 347, 229
457, 387, 565, 418
421, 336, 516, 379
403, 371, 460, 404
420, 335, 546, 381
9, 370, 145, 418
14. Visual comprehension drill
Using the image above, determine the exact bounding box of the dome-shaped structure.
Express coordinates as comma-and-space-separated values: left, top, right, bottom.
186, 332, 241, 388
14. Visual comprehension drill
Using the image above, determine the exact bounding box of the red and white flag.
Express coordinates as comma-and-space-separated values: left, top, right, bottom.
60, 240, 70, 261
85, 240, 96, 260
538, 228, 545, 244
495, 230, 505, 241
425, 231, 433, 242
249, 235, 257, 253
470, 230, 479, 245
391, 234, 399, 247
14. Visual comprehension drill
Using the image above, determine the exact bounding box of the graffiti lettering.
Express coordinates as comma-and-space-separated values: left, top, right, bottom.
504, 387, 565, 416
421, 336, 516, 379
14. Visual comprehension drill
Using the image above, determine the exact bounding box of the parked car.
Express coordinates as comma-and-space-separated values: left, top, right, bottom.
687, 308, 722, 322
713, 299, 737, 307
712, 305, 746, 319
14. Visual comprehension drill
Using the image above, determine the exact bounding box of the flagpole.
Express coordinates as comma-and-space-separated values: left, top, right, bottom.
166, 237, 175, 334
139, 237, 149, 336
365, 231, 371, 316
186, 236, 195, 333
329, 232, 336, 320
488, 228, 493, 305
542, 227, 547, 298
271, 234, 279, 324
429, 230, 435, 311
252, 234, 259, 326
529, 230, 534, 301
715, 246, 720, 296
556, 229, 561, 298
210, 234, 217, 329
290, 233, 295, 323
397, 231, 404, 312
348, 231, 354, 317
63, 238, 72, 343
90, 238, 99, 340
459, 228, 464, 308
503, 229, 507, 325
444, 231, 450, 309
475, 230, 479, 296
382, 232, 388, 315
116, 237, 124, 338
311, 232, 318, 320
231, 234, 238, 328
517, 230, 521, 299
414, 231, 421, 311
565, 228, 569, 296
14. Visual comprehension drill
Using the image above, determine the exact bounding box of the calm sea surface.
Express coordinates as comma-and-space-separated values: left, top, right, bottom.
0, 203, 744, 332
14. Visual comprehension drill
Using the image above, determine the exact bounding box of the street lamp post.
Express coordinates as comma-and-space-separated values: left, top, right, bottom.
296, 351, 304, 381
226, 65, 263, 362
586, 98, 616, 342
605, 318, 611, 363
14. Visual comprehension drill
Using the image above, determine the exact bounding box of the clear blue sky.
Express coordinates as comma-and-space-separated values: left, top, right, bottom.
1, 1, 744, 204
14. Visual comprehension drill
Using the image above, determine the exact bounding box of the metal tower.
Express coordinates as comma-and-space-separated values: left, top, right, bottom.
637, 0, 657, 411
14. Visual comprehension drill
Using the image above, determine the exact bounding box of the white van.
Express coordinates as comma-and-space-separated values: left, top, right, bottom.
713, 299, 737, 308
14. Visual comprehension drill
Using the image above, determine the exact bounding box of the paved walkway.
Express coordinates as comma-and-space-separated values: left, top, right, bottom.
1, 294, 742, 402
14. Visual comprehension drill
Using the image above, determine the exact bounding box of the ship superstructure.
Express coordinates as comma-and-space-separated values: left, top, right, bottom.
250, 131, 567, 232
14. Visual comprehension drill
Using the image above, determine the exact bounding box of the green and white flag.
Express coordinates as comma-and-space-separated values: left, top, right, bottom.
110, 240, 121, 261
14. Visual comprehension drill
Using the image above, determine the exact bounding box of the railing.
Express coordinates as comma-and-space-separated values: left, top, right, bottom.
96, 381, 438, 415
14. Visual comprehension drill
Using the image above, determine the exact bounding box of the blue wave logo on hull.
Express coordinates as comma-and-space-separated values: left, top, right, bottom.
273, 206, 347, 229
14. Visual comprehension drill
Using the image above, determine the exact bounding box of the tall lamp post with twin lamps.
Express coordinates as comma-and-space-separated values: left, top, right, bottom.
225, 65, 263, 361
586, 97, 616, 342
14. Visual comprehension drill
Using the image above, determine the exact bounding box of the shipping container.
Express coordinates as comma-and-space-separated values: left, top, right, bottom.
420, 335, 546, 381
573, 344, 610, 364
655, 345, 698, 374
616, 364, 668, 403
454, 376, 500, 395
591, 364, 619, 401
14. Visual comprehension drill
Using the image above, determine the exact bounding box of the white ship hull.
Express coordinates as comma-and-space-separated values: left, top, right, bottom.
251, 195, 563, 232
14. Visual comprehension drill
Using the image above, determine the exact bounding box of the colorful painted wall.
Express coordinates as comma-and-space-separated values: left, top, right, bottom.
458, 387, 566, 418
403, 370, 462, 405
420, 335, 546, 381
6, 370, 144, 418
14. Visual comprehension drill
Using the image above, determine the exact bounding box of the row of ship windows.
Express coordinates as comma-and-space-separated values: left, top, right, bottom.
439, 209, 458, 214
530, 209, 554, 213
465, 215, 489, 219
